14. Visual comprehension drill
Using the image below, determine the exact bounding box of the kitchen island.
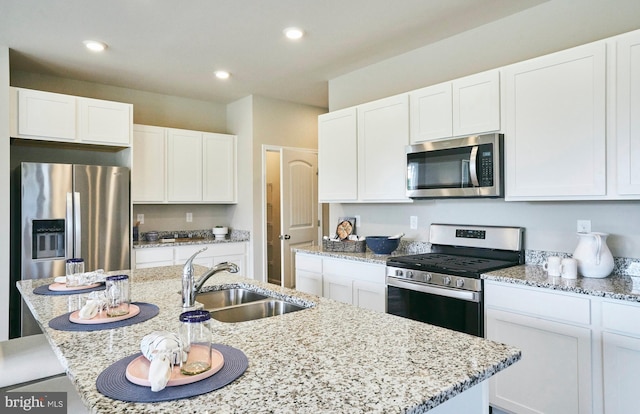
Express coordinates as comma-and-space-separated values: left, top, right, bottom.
17, 266, 520, 413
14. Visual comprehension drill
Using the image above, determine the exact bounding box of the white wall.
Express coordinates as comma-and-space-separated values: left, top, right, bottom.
329, 0, 640, 110
246, 96, 324, 281
327, 0, 640, 259
226, 96, 255, 277
11, 71, 227, 132
1, 46, 10, 340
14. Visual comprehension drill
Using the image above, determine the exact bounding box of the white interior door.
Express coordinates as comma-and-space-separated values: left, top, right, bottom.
280, 149, 318, 288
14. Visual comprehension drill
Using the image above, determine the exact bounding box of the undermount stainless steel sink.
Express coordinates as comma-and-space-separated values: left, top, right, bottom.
195, 288, 309, 323
195, 288, 269, 310
208, 299, 306, 323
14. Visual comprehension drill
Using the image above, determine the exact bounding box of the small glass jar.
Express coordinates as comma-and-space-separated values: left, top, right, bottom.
105, 275, 130, 317
65, 258, 85, 287
179, 310, 212, 375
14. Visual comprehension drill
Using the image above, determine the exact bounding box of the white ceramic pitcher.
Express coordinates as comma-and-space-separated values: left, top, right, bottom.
572, 232, 614, 278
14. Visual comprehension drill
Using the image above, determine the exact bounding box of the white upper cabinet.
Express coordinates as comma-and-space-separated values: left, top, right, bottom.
15, 88, 76, 140
167, 128, 203, 202
318, 95, 410, 203
10, 87, 132, 146
615, 30, 640, 196
77, 97, 132, 145
202, 132, 237, 203
357, 94, 410, 201
452, 70, 501, 137
318, 107, 358, 202
132, 125, 166, 203
410, 70, 500, 143
409, 82, 452, 142
504, 42, 607, 200
133, 124, 237, 204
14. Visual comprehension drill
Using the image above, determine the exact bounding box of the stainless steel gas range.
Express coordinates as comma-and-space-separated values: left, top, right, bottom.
386, 224, 524, 337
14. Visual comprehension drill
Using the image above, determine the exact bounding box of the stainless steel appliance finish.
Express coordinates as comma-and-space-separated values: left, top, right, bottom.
386, 224, 524, 337
406, 133, 503, 199
18, 162, 130, 335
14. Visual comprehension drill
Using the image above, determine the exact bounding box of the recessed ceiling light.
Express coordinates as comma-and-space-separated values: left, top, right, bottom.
283, 27, 304, 40
214, 70, 230, 80
83, 40, 107, 52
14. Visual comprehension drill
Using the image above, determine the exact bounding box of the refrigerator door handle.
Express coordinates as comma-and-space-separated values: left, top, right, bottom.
74, 192, 81, 258
66, 192, 74, 260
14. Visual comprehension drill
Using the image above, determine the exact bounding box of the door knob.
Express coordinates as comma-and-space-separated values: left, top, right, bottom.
279, 234, 291, 240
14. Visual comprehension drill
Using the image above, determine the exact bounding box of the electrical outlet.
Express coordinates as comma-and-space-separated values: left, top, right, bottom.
355, 215, 361, 226
577, 219, 591, 233
186, 212, 193, 223
410, 216, 418, 230
136, 214, 144, 225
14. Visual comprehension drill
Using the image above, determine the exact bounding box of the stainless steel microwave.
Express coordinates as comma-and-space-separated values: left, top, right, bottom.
406, 133, 504, 199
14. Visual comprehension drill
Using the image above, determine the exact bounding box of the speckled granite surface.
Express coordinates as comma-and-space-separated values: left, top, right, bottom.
482, 265, 640, 303
134, 229, 249, 249
18, 266, 520, 413
294, 240, 430, 265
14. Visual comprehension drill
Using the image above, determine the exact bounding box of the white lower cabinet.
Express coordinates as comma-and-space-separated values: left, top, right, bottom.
601, 300, 640, 414
486, 308, 593, 414
294, 253, 386, 313
486, 280, 640, 414
133, 243, 247, 276
133, 247, 175, 269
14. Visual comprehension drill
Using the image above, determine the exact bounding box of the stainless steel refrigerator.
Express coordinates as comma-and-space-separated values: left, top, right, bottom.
17, 162, 130, 335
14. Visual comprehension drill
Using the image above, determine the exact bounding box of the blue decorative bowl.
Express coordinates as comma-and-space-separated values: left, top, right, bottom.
365, 236, 400, 255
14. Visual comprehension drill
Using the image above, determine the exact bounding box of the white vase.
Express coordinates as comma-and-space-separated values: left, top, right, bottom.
572, 232, 614, 278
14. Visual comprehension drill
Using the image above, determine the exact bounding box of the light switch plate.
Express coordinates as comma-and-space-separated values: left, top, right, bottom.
410, 216, 418, 230
186, 212, 193, 222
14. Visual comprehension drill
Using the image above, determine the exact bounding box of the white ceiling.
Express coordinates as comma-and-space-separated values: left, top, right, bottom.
0, 0, 546, 108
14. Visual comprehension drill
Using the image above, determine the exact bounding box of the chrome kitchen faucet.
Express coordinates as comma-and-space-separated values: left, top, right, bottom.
182, 247, 239, 308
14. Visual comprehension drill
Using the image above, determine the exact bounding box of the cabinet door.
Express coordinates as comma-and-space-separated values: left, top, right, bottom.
602, 332, 640, 414
167, 129, 203, 202
318, 107, 358, 202
295, 269, 323, 296
452, 70, 500, 137
352, 280, 385, 313
77, 98, 132, 146
132, 125, 166, 203
322, 274, 353, 305
133, 247, 174, 270
357, 94, 410, 201
16, 88, 76, 141
486, 308, 593, 414
616, 31, 640, 195
409, 82, 452, 143
505, 42, 606, 199
202, 133, 237, 203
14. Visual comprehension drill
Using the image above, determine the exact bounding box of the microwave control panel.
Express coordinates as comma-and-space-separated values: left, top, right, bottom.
478, 146, 494, 187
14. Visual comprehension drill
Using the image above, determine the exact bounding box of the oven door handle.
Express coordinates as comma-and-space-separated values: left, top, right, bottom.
386, 277, 480, 302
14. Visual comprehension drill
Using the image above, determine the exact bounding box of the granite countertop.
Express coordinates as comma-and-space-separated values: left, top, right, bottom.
18, 266, 520, 413
483, 265, 640, 303
134, 234, 249, 249
293, 242, 429, 265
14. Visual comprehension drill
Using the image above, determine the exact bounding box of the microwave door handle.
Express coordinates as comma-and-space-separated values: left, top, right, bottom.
469, 146, 480, 187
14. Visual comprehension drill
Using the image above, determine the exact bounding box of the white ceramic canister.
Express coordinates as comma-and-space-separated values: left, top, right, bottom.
572, 232, 614, 278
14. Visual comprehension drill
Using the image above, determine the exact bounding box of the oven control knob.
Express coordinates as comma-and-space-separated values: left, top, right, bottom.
443, 276, 452, 285
425, 273, 432, 282
406, 271, 414, 279
456, 279, 465, 288
395, 269, 403, 277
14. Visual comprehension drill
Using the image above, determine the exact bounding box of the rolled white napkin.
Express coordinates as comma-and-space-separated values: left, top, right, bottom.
78, 300, 100, 319
140, 331, 187, 392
